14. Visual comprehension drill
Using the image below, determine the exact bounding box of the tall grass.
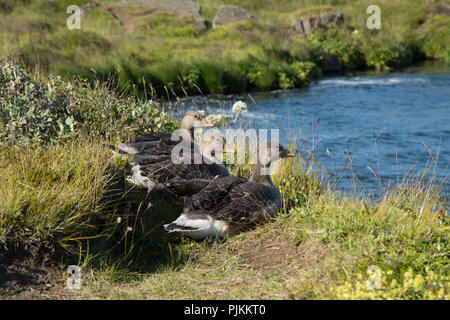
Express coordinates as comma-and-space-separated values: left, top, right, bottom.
0, 59, 179, 263
0, 138, 123, 253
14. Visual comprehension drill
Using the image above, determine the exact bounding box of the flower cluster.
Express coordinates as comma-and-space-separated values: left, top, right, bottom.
328, 267, 449, 300
231, 101, 248, 115
205, 113, 233, 127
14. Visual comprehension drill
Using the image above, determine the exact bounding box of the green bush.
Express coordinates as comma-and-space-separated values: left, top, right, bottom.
181, 63, 201, 93
364, 42, 418, 71
247, 61, 277, 90
290, 61, 321, 87
0, 59, 178, 144
278, 71, 295, 89
0, 0, 29, 13
307, 34, 365, 71
0, 59, 76, 144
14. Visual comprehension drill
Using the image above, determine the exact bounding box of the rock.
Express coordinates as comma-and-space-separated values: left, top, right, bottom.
80, 2, 101, 16
292, 12, 344, 34
320, 12, 344, 26
212, 5, 257, 28
120, 0, 207, 32
436, 4, 450, 15
324, 53, 341, 73
292, 16, 320, 34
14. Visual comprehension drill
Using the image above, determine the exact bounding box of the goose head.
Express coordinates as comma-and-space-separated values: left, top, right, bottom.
201, 133, 236, 163
258, 140, 296, 166
251, 140, 296, 184
181, 111, 213, 129
178, 111, 213, 141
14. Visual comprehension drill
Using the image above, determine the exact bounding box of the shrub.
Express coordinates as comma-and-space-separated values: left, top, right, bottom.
328, 267, 450, 300
278, 71, 295, 89
290, 61, 321, 87
0, 59, 179, 144
181, 63, 201, 93
307, 34, 365, 71
0, 59, 77, 144
364, 39, 423, 71
247, 61, 277, 90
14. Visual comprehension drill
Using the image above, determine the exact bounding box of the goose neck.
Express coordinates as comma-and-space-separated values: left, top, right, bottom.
250, 162, 274, 187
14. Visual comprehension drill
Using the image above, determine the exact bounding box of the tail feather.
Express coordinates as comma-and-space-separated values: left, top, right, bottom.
166, 178, 211, 196
164, 223, 200, 232
163, 212, 227, 240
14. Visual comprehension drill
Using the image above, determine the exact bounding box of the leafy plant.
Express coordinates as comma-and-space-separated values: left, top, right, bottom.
0, 59, 77, 144
0, 59, 179, 144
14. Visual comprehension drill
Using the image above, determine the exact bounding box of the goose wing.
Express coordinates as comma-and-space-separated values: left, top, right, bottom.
134, 153, 229, 196
118, 132, 175, 154
126, 138, 230, 196
186, 177, 276, 224
132, 131, 171, 143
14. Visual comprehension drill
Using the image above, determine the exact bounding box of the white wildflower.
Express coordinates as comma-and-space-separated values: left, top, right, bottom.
231, 101, 248, 115
206, 114, 233, 126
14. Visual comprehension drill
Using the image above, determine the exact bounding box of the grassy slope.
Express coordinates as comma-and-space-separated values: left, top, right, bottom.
1, 0, 449, 95
76, 160, 449, 300
1, 138, 448, 299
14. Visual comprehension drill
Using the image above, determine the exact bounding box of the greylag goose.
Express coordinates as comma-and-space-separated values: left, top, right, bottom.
164, 141, 296, 239
116, 110, 213, 156
122, 112, 235, 196
127, 135, 235, 196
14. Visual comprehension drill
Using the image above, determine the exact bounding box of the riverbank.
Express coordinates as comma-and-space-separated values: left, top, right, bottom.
0, 60, 448, 299
1, 0, 449, 96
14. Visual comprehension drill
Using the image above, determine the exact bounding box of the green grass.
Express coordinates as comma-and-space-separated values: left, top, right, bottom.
73, 159, 449, 300
1, 0, 449, 96
0, 138, 124, 253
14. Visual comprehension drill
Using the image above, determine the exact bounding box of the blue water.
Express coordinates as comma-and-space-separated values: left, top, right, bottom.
180, 67, 450, 197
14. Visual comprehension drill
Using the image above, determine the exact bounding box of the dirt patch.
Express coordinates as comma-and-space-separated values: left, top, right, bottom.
103, 4, 133, 30
102, 4, 185, 32
238, 232, 326, 270
0, 246, 75, 299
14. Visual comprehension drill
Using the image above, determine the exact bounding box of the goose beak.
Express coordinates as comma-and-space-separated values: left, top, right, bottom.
282, 150, 297, 158
287, 151, 296, 157
223, 145, 236, 154
201, 118, 214, 127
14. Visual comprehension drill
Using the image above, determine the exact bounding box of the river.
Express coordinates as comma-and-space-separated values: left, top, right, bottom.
177, 65, 450, 197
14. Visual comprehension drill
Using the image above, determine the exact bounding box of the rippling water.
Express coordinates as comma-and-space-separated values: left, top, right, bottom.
180, 66, 450, 197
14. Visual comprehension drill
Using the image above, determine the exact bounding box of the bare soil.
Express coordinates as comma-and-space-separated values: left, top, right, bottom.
238, 230, 327, 270
0, 246, 75, 299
